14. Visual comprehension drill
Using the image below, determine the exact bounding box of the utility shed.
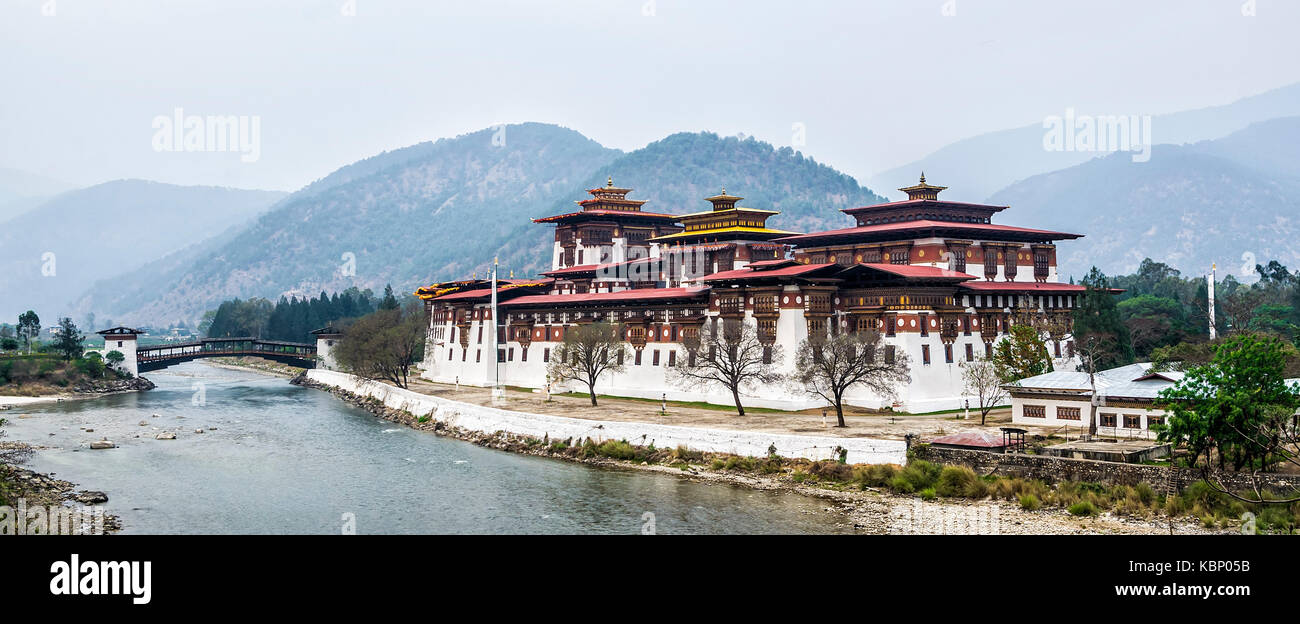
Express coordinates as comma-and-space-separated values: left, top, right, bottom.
929, 431, 1012, 453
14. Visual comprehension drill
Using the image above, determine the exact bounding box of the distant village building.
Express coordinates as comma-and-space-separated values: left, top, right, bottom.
417, 175, 1087, 412
1006, 363, 1180, 438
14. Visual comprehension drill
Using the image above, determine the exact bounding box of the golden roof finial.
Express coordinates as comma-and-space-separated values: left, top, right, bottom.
607, 175, 614, 188
721, 186, 726, 195
919, 171, 926, 184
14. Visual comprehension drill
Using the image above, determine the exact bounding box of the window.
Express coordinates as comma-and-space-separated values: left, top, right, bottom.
507, 348, 514, 362
921, 344, 931, 365
919, 314, 928, 337
448, 348, 454, 361
1023, 405, 1046, 418
1147, 415, 1164, 428
497, 349, 505, 363
1100, 413, 1117, 428
543, 348, 550, 362
475, 350, 481, 363
477, 326, 483, 343
635, 350, 642, 366
984, 343, 993, 358
1057, 406, 1081, 421
762, 346, 772, 364
668, 351, 677, 367
1124, 414, 1141, 429
652, 350, 660, 366
944, 344, 953, 363
965, 343, 974, 362
617, 350, 624, 365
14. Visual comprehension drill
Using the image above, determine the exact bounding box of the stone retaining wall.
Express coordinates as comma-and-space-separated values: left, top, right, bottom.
306, 369, 906, 465
914, 445, 1300, 494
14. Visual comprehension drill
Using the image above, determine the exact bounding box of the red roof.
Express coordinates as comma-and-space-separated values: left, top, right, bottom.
746, 258, 800, 269
540, 264, 601, 276
776, 220, 1082, 244
959, 281, 1089, 292
433, 287, 494, 301
700, 263, 837, 282
854, 263, 977, 280
504, 287, 709, 307
840, 198, 1009, 215
929, 431, 1009, 448
533, 209, 681, 223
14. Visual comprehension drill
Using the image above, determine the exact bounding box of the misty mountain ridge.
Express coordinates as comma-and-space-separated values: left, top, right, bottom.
872, 81, 1300, 202
989, 116, 1300, 280
80, 124, 887, 327
0, 180, 286, 322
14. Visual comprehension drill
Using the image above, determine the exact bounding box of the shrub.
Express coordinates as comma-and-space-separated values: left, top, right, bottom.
1019, 494, 1041, 511
1068, 501, 1098, 517
936, 465, 979, 498
808, 460, 853, 482
919, 487, 937, 501
1134, 482, 1157, 506
898, 460, 940, 492
723, 456, 758, 472
889, 475, 915, 494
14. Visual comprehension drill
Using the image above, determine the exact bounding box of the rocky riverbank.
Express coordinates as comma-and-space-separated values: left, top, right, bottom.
1, 376, 155, 408
0, 456, 123, 534
292, 374, 1215, 535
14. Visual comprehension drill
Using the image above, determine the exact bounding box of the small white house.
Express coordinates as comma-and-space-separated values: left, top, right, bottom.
1006, 363, 1178, 439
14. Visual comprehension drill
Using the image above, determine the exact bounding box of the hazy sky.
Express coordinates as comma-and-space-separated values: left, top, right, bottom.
3, 0, 1298, 192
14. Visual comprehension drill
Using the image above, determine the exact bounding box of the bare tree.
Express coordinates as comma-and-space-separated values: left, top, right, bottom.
333, 301, 426, 388
669, 319, 782, 416
959, 358, 1006, 426
547, 321, 627, 406
790, 329, 910, 427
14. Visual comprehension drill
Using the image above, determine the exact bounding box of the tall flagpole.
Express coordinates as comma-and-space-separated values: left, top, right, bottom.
1208, 263, 1217, 340
491, 256, 504, 400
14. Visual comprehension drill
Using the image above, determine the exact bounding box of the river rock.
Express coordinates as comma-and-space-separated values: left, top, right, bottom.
89, 440, 115, 449
194, 428, 204, 434
156, 432, 176, 440
139, 420, 149, 426
18, 413, 32, 419
83, 427, 94, 432
75, 491, 109, 504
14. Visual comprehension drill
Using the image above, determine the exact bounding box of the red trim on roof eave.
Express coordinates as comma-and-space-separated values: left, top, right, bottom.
854, 263, 977, 280
504, 287, 710, 307
533, 209, 681, 223
700, 263, 837, 282
840, 199, 1011, 214
958, 282, 1089, 292
774, 220, 1083, 243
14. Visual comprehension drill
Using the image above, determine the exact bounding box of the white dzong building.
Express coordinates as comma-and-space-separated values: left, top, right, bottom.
418, 176, 1086, 412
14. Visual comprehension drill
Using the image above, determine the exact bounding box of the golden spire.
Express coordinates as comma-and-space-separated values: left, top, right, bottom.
607, 175, 614, 188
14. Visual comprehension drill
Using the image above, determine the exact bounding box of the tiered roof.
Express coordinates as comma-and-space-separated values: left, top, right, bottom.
533, 177, 680, 225
649, 188, 797, 244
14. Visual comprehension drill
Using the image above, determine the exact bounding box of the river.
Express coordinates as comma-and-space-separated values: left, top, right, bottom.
4, 363, 851, 534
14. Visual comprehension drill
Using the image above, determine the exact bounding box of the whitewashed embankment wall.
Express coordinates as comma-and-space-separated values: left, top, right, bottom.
307, 369, 906, 465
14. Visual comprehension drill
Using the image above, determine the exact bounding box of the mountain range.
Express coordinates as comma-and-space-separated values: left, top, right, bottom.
990, 116, 1300, 280
0, 180, 285, 322
8, 82, 1300, 329
871, 82, 1300, 202
75, 124, 886, 327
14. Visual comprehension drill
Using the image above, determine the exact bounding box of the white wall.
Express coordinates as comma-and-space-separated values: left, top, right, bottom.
1010, 395, 1163, 439
308, 369, 907, 465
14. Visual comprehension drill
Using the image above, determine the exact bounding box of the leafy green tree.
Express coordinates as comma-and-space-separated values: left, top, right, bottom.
17, 310, 40, 354
1156, 334, 1300, 504
52, 317, 85, 361
991, 325, 1053, 382
1119, 294, 1190, 357
332, 301, 426, 388
1073, 266, 1134, 368
105, 350, 126, 368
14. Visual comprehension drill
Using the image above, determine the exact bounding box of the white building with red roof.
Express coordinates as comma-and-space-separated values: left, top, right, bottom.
415, 175, 1088, 412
